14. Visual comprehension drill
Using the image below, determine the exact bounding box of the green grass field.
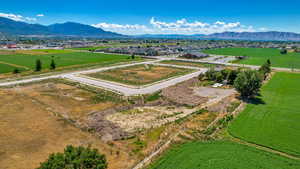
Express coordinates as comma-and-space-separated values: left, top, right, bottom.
203, 48, 300, 69
229, 72, 300, 156
69, 46, 108, 51
0, 51, 137, 73
0, 63, 26, 73
148, 141, 300, 169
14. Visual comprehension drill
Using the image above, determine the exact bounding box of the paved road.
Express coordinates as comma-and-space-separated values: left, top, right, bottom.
0, 58, 207, 96
1, 54, 298, 96
63, 69, 206, 96
0, 60, 160, 87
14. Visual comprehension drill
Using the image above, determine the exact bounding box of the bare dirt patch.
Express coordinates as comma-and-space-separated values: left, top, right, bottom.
106, 106, 196, 133
86, 64, 193, 86
162, 78, 208, 106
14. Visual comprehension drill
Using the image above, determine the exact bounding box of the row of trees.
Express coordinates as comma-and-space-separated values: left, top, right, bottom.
13, 59, 56, 74
200, 60, 272, 99
35, 59, 56, 72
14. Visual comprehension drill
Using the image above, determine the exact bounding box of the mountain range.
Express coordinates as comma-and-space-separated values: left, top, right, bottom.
0, 17, 124, 38
1, 17, 300, 41
137, 32, 300, 41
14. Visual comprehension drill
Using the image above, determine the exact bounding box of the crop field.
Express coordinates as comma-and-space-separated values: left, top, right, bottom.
86, 64, 193, 86
203, 48, 300, 69
229, 72, 300, 156
148, 141, 300, 169
0, 50, 137, 73
159, 60, 210, 68
69, 46, 109, 51
0, 63, 26, 73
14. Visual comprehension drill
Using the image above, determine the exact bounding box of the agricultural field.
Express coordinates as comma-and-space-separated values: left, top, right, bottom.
69, 46, 109, 51
0, 63, 26, 73
148, 141, 300, 169
203, 48, 300, 69
0, 49, 138, 74
159, 60, 210, 68
86, 64, 194, 86
229, 72, 300, 156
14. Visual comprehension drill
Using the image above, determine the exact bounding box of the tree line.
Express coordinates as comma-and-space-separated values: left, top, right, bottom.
200, 60, 272, 99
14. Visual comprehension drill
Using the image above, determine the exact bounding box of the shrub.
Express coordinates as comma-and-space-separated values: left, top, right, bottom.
13, 68, 20, 74
280, 49, 287, 54
145, 91, 161, 102
38, 145, 107, 169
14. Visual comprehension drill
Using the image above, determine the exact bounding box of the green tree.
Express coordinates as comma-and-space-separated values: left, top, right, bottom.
234, 70, 263, 98
131, 54, 135, 59
259, 60, 271, 79
280, 49, 287, 54
13, 68, 20, 74
38, 145, 107, 169
35, 59, 42, 72
50, 59, 56, 70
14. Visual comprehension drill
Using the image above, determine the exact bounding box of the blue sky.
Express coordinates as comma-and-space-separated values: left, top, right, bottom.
1, 0, 299, 35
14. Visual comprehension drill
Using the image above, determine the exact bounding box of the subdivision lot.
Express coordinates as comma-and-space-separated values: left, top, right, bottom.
85, 64, 194, 86
0, 50, 137, 73
148, 141, 300, 169
229, 72, 300, 156
203, 48, 300, 69
159, 60, 209, 68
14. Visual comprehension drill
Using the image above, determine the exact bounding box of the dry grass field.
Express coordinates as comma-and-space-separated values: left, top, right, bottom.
86, 64, 193, 86
0, 86, 135, 169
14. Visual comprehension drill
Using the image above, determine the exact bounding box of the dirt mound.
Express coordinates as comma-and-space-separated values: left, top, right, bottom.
162, 78, 208, 106
87, 111, 132, 141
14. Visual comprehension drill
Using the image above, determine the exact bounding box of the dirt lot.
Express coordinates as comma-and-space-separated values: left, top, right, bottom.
162, 78, 208, 106
106, 106, 196, 133
86, 64, 193, 86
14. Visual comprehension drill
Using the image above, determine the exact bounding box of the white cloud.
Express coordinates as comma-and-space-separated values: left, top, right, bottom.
259, 27, 268, 31
92, 23, 152, 35
0, 12, 37, 22
36, 14, 44, 17
92, 17, 259, 35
